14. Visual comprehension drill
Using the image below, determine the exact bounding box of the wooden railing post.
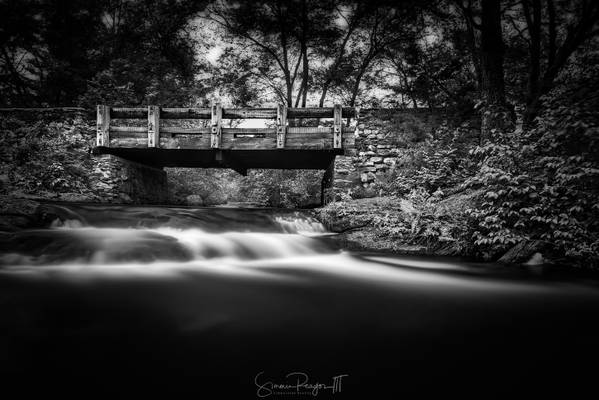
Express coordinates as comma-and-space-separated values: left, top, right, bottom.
333, 104, 342, 149
96, 105, 110, 147
148, 105, 160, 148
276, 104, 287, 148
211, 103, 222, 148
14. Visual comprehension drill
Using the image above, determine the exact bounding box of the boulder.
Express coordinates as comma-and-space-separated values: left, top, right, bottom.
0, 195, 41, 231
186, 194, 204, 206
498, 241, 546, 264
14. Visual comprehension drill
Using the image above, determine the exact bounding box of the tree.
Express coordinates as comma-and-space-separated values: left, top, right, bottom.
504, 0, 599, 125
1, 0, 208, 107
203, 0, 329, 106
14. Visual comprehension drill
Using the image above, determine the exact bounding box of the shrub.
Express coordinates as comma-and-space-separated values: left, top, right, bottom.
464, 79, 599, 265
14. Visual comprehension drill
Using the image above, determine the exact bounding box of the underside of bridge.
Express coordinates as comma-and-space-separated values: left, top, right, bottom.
94, 148, 341, 176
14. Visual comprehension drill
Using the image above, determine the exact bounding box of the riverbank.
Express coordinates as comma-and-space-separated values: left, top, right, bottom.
316, 193, 553, 266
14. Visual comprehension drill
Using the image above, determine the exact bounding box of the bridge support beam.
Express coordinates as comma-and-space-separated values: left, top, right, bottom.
321, 159, 335, 206
215, 150, 247, 176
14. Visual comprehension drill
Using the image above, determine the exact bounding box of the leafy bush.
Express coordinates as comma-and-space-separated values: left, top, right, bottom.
464, 78, 599, 265
0, 114, 96, 197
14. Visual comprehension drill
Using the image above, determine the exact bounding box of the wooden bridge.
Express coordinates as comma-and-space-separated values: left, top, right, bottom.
94, 104, 357, 203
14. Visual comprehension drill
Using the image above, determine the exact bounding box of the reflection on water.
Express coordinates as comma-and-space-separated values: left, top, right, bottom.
1, 203, 599, 397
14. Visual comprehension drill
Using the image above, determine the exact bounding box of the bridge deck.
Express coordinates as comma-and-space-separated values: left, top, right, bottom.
93, 105, 357, 174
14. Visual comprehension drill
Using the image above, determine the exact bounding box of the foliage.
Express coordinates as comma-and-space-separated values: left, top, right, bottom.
168, 168, 322, 208
0, 114, 96, 197
463, 69, 599, 266
389, 122, 477, 195
1, 0, 207, 107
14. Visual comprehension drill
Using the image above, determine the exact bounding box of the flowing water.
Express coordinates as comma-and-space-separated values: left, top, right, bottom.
1, 203, 599, 397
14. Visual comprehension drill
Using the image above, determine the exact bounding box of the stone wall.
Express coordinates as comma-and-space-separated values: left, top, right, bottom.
333, 108, 476, 198
0, 109, 168, 204
91, 155, 168, 204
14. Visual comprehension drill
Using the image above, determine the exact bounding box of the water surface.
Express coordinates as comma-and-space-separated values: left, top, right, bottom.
1, 204, 598, 397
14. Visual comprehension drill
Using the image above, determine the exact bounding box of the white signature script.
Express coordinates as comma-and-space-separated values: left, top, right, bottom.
254, 371, 348, 397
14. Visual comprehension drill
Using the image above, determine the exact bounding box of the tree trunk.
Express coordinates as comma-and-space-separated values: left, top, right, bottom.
301, 48, 309, 107
349, 71, 363, 107
479, 0, 512, 142
522, 0, 542, 128
479, 0, 506, 107
300, 0, 309, 107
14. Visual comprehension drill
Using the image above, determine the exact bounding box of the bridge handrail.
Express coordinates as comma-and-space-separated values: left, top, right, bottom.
96, 104, 357, 150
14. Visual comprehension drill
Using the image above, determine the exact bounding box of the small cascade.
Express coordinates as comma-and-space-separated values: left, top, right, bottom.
273, 215, 327, 235
0, 205, 335, 266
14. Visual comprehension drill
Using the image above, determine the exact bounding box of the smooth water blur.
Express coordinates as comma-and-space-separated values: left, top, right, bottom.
1, 203, 599, 397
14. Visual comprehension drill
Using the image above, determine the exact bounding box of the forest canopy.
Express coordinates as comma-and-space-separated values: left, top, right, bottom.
1, 0, 597, 119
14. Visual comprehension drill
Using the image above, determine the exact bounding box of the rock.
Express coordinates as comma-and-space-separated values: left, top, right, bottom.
360, 173, 369, 183
57, 192, 95, 202
0, 174, 9, 187
524, 252, 545, 266
399, 199, 417, 215
335, 169, 349, 175
0, 195, 41, 231
118, 193, 132, 203
383, 157, 396, 165
498, 241, 546, 264
370, 157, 383, 163
186, 194, 204, 206
394, 245, 427, 254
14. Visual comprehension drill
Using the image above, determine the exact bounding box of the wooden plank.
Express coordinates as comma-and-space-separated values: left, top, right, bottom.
109, 107, 357, 119
147, 106, 160, 148
110, 131, 146, 140
333, 104, 342, 149
287, 127, 330, 134
276, 104, 287, 148
96, 105, 110, 147
108, 137, 146, 148
110, 126, 147, 133
108, 126, 347, 136
161, 127, 209, 135
110, 107, 147, 119
220, 134, 277, 150
109, 133, 354, 149
225, 128, 276, 135
160, 135, 211, 149
224, 108, 276, 119
211, 103, 222, 148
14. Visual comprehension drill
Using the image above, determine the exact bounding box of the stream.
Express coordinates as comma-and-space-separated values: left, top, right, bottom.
1, 203, 598, 397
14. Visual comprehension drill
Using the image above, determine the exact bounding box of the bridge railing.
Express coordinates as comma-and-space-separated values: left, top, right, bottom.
96, 104, 357, 151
